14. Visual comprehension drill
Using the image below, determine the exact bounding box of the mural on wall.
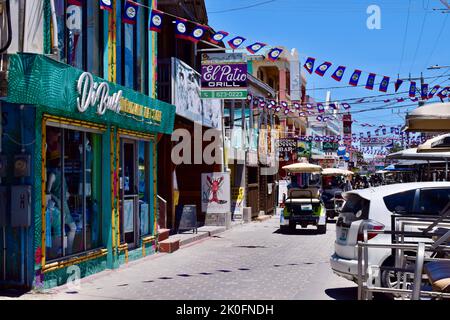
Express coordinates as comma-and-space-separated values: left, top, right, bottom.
201, 173, 231, 214
172, 58, 222, 130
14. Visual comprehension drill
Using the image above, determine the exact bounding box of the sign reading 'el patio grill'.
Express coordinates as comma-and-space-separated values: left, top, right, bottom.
201, 53, 248, 99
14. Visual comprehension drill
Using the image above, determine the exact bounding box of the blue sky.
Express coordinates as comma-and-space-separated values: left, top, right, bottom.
205, 0, 450, 134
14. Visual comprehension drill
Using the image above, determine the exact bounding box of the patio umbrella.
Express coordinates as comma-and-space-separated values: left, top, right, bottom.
405, 102, 450, 132
322, 168, 354, 176
417, 134, 450, 153
282, 162, 323, 173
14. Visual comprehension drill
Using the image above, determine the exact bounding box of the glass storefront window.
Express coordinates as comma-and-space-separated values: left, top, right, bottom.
45, 125, 102, 261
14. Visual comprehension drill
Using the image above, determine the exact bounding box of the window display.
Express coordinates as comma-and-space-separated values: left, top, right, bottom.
45, 125, 102, 261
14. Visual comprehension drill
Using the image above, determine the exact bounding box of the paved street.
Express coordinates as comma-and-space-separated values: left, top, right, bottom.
18, 215, 357, 300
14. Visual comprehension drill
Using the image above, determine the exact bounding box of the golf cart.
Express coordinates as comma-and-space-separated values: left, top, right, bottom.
321, 168, 353, 219
280, 162, 327, 233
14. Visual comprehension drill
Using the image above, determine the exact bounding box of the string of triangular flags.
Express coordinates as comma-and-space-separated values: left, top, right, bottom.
93, 0, 284, 61
304, 57, 450, 101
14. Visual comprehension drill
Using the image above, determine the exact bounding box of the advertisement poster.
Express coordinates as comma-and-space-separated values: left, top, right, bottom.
201, 173, 231, 214
231, 187, 245, 219
172, 58, 222, 129
278, 138, 297, 162
297, 141, 312, 158
201, 53, 248, 99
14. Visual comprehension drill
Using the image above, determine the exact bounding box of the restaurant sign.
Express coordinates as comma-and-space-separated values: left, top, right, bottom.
201, 53, 248, 99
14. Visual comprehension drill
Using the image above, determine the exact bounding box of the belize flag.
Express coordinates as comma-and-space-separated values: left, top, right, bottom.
267, 48, 283, 62
331, 66, 346, 82
349, 70, 362, 86
342, 103, 351, 110
379, 76, 390, 93
394, 79, 404, 92
304, 57, 316, 74
210, 31, 229, 45
228, 36, 246, 49
189, 24, 208, 43
175, 18, 189, 40
149, 9, 164, 32
317, 103, 325, 113
100, 0, 112, 12
123, 0, 139, 24
409, 81, 417, 97
437, 87, 450, 102
365, 73, 376, 90
421, 83, 429, 100
428, 85, 441, 99
246, 42, 266, 54
315, 62, 332, 77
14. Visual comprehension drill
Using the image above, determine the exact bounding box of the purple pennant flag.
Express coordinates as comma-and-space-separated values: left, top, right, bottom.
409, 81, 417, 97
379, 76, 390, 93
304, 57, 316, 74
123, 0, 139, 24
394, 79, 404, 92
365, 73, 376, 90
428, 85, 441, 99
342, 103, 351, 110
349, 69, 362, 86
315, 62, 332, 77
331, 66, 346, 82
317, 103, 325, 113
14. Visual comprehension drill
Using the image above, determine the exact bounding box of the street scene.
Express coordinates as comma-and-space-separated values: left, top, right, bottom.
0, 0, 450, 304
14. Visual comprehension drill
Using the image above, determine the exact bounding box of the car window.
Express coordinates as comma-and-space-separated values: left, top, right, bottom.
342, 194, 370, 219
383, 190, 416, 214
417, 188, 450, 215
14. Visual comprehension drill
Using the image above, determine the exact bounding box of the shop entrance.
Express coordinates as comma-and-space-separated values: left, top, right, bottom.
119, 137, 152, 249
120, 140, 139, 248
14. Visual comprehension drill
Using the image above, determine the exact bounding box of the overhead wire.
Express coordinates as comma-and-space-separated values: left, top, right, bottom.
398, 0, 412, 75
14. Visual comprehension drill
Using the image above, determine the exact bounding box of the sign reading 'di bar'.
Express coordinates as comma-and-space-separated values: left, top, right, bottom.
200, 53, 248, 99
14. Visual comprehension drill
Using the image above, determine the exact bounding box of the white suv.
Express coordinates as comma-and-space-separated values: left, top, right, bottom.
330, 182, 450, 290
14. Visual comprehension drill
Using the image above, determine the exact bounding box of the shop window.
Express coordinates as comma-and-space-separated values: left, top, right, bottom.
45, 126, 102, 261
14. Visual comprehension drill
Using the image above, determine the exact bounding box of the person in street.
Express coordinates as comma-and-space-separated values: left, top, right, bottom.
287, 174, 300, 190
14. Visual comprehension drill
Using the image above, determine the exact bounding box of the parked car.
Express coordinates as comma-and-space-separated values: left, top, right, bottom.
330, 182, 450, 294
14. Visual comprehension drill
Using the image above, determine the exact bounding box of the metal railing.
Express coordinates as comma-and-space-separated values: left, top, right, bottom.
357, 216, 450, 300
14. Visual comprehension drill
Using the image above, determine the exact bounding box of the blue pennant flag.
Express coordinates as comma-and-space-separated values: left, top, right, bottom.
379, 76, 390, 93
437, 86, 450, 102
331, 66, 346, 82
304, 57, 316, 74
228, 36, 246, 49
100, 0, 113, 12
394, 79, 403, 92
365, 73, 376, 90
421, 83, 429, 100
428, 85, 441, 99
123, 1, 139, 25
349, 69, 362, 86
175, 18, 189, 40
315, 62, 332, 77
409, 81, 417, 97
342, 103, 351, 110
246, 42, 266, 54
267, 48, 283, 62
149, 9, 164, 32
189, 24, 208, 43
209, 31, 229, 44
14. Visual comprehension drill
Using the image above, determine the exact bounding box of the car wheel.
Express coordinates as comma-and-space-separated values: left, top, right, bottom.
377, 256, 413, 300
317, 224, 327, 234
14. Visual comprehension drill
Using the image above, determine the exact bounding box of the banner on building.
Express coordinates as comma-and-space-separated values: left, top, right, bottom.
200, 53, 248, 99
172, 58, 222, 129
201, 173, 231, 214
297, 141, 312, 158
